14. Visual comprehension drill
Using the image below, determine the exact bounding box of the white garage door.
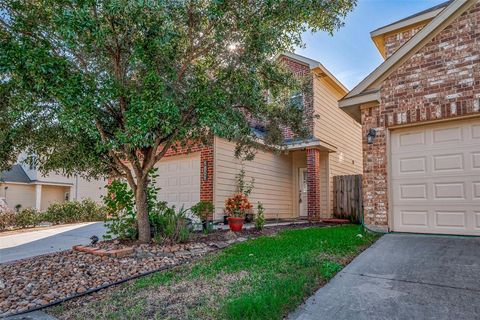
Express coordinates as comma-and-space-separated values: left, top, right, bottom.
155, 153, 200, 211
391, 118, 480, 235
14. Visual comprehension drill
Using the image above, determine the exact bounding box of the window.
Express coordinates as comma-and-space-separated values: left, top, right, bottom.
290, 92, 304, 109
64, 192, 70, 201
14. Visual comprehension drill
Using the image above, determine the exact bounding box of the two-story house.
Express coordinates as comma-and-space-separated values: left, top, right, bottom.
1, 53, 362, 219
152, 52, 362, 220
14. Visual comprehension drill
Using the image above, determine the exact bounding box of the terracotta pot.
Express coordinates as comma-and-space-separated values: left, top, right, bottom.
227, 217, 244, 232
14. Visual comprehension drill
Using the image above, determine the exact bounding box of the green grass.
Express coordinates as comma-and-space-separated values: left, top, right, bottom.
49, 225, 378, 320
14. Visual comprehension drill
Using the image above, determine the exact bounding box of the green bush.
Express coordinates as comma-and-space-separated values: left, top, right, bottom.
43, 199, 107, 225
190, 201, 214, 222
0, 211, 16, 231
255, 202, 266, 231
102, 180, 137, 240
149, 202, 190, 244
14, 208, 40, 228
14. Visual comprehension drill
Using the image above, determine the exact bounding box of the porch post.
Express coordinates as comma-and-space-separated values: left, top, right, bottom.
34, 184, 42, 211
306, 148, 321, 220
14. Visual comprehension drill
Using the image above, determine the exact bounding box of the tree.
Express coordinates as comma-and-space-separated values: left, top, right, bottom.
0, 0, 356, 242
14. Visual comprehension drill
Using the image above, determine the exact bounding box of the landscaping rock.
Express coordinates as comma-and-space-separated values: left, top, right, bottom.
0, 221, 326, 317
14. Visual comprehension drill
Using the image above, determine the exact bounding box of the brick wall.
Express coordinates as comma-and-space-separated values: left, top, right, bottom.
278, 56, 314, 139
306, 148, 321, 220
361, 3, 480, 227
384, 25, 424, 58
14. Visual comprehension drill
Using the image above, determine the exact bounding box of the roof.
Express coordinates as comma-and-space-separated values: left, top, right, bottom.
371, 1, 453, 36
280, 52, 349, 94
370, 1, 453, 58
339, 0, 476, 122
0, 165, 31, 183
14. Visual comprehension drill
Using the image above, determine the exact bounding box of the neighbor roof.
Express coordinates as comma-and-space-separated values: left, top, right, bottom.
339, 0, 476, 122
0, 165, 31, 183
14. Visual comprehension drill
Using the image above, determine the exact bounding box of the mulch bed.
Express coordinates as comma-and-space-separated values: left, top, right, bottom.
0, 222, 327, 317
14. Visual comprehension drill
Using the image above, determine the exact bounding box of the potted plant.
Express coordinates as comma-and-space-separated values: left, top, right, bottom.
235, 168, 255, 223
191, 201, 214, 231
225, 193, 252, 232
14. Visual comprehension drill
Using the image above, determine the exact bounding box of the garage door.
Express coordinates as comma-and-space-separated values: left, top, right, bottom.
391, 118, 480, 235
155, 153, 200, 211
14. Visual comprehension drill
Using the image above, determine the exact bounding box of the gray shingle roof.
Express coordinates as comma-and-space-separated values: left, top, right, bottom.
0, 165, 31, 183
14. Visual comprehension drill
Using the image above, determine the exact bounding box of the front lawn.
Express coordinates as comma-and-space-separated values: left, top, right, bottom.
49, 225, 378, 320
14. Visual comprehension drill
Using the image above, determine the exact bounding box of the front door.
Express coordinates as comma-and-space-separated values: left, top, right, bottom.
299, 168, 308, 217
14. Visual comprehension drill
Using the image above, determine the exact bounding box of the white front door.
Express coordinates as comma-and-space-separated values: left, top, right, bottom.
299, 168, 308, 217
391, 118, 480, 235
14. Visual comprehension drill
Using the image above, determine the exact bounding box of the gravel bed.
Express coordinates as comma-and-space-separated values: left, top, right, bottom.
0, 222, 327, 317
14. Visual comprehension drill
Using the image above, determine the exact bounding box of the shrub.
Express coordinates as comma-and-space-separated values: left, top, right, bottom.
0, 211, 16, 231
149, 203, 190, 244
255, 202, 265, 231
14, 208, 40, 228
225, 193, 252, 217
43, 199, 107, 225
190, 201, 214, 222
102, 180, 137, 240
103, 169, 160, 240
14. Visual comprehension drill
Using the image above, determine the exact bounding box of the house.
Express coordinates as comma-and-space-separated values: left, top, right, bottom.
340, 0, 480, 235
154, 52, 362, 221
0, 157, 107, 211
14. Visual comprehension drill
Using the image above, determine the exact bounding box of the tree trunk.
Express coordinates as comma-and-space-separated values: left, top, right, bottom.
135, 179, 151, 243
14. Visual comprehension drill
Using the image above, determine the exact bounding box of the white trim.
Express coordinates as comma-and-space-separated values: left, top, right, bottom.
286, 140, 337, 152
343, 0, 475, 100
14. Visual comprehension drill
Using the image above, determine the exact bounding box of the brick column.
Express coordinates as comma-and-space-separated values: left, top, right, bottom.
200, 146, 214, 203
306, 148, 321, 220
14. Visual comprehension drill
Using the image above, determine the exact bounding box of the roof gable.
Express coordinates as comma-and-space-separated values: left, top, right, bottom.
340, 0, 477, 121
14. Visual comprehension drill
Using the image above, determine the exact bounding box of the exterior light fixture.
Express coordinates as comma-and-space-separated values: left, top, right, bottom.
366, 128, 377, 144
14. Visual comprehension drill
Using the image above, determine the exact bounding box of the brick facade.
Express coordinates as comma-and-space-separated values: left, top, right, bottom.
384, 25, 424, 58
362, 3, 480, 227
278, 56, 315, 139
306, 148, 321, 219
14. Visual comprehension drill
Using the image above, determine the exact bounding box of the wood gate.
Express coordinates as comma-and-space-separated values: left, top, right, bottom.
333, 174, 362, 223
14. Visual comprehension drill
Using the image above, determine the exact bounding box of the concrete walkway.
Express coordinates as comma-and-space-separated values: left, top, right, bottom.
0, 222, 108, 264
288, 233, 480, 320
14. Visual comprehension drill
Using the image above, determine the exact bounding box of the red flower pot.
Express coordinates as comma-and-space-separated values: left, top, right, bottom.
227, 217, 244, 232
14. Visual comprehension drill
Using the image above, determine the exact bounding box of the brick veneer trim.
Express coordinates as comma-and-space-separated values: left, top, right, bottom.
306, 148, 321, 220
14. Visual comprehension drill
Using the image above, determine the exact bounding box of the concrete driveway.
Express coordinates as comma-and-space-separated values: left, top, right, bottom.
289, 233, 480, 320
0, 222, 108, 264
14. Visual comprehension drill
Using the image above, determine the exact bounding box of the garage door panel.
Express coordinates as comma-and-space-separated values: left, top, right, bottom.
472, 152, 480, 169
154, 153, 200, 211
432, 153, 464, 172
472, 124, 480, 139
433, 182, 465, 200
391, 118, 480, 236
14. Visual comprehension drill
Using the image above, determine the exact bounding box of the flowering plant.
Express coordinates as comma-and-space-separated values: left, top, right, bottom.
224, 193, 252, 217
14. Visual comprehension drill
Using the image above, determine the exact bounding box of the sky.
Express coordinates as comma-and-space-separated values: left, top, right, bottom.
296, 0, 447, 90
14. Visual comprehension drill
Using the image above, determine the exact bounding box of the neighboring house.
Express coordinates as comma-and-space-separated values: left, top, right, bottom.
0, 160, 107, 211
340, 0, 480, 235
154, 52, 362, 221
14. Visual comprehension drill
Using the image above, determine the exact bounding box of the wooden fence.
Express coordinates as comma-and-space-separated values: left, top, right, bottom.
333, 174, 362, 223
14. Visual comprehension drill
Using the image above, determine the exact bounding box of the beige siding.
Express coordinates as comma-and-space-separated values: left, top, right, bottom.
213, 137, 294, 220
313, 76, 363, 215
0, 183, 36, 210
74, 177, 107, 203
40, 185, 69, 211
